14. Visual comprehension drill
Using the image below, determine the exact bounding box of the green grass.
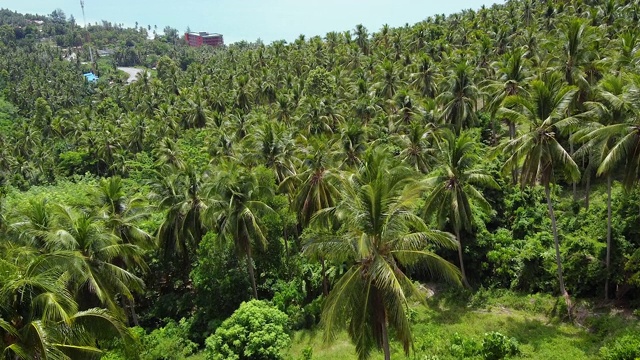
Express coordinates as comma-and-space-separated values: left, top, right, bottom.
285, 290, 638, 360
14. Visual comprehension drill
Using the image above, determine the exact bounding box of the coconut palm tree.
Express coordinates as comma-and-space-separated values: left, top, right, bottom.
43, 205, 146, 316
499, 75, 580, 311
485, 47, 530, 144
205, 161, 274, 299
438, 61, 479, 133
423, 129, 499, 288
578, 75, 640, 298
151, 165, 207, 267
0, 246, 135, 359
305, 149, 460, 360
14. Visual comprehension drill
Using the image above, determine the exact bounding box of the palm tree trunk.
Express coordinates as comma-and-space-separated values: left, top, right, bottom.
126, 297, 140, 326
321, 257, 329, 297
455, 228, 471, 288
373, 289, 391, 360
585, 172, 591, 210
381, 314, 391, 360
605, 175, 612, 300
544, 183, 571, 317
246, 246, 258, 299
570, 141, 577, 201
508, 120, 517, 184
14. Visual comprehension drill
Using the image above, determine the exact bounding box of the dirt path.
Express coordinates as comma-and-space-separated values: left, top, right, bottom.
118, 67, 144, 84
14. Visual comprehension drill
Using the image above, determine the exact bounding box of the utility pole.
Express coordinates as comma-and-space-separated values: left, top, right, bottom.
80, 0, 95, 72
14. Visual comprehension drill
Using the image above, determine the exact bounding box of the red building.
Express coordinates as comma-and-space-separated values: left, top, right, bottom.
184, 32, 224, 47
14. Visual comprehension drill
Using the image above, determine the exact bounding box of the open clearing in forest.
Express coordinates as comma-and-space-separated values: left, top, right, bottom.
284, 291, 638, 360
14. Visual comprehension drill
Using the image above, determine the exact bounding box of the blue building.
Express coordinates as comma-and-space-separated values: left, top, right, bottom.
83, 72, 99, 83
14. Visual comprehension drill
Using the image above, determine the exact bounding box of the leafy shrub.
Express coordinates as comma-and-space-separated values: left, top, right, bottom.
190, 232, 251, 342
140, 319, 198, 360
481, 332, 520, 360
599, 334, 640, 360
449, 332, 482, 358
300, 346, 313, 360
102, 321, 197, 360
585, 314, 629, 337
449, 332, 520, 360
205, 300, 291, 360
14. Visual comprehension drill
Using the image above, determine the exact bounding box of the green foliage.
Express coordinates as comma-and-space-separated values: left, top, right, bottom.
190, 232, 251, 342
205, 300, 291, 360
141, 320, 198, 360
303, 67, 336, 98
599, 334, 640, 360
449, 332, 520, 360
58, 150, 92, 175
103, 321, 197, 360
5, 1, 640, 358
449, 332, 483, 358
481, 332, 521, 360
300, 346, 313, 360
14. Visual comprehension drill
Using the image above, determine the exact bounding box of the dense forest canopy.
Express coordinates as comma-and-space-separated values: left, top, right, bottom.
1, 0, 640, 359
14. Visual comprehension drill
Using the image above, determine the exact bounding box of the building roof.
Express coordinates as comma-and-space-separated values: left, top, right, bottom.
187, 31, 223, 37
83, 73, 99, 83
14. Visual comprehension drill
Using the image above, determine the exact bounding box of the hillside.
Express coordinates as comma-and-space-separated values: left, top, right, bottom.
0, 1, 640, 359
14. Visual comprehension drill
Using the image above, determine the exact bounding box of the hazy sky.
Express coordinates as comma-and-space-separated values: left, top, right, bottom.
1, 0, 503, 44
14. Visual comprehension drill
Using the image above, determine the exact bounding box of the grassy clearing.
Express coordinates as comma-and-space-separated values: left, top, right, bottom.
286, 289, 638, 360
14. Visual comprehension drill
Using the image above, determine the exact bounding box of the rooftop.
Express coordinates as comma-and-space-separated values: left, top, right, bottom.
187, 32, 222, 37
83, 73, 99, 83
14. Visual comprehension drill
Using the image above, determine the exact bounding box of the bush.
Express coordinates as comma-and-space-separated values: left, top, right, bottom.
101, 321, 197, 360
599, 334, 640, 360
141, 319, 198, 360
449, 333, 482, 358
449, 332, 520, 360
205, 300, 291, 360
481, 332, 520, 360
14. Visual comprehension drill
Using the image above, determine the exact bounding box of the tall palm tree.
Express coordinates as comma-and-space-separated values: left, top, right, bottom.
438, 61, 479, 133
423, 129, 499, 288
280, 140, 339, 228
150, 166, 207, 267
96, 176, 152, 324
44, 205, 146, 316
411, 54, 439, 98
500, 76, 580, 311
96, 176, 152, 248
205, 162, 274, 299
248, 121, 296, 186
393, 122, 438, 174
579, 75, 640, 298
485, 47, 530, 143
305, 149, 460, 360
0, 247, 135, 360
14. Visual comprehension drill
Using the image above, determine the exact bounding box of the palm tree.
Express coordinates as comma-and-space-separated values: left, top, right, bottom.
280, 140, 339, 228
44, 205, 146, 316
411, 54, 439, 98
205, 162, 274, 299
96, 176, 152, 323
438, 61, 479, 133
11, 198, 54, 249
393, 122, 438, 174
305, 149, 460, 360
485, 48, 530, 143
151, 166, 207, 268
423, 129, 499, 288
96, 176, 152, 247
579, 75, 640, 299
0, 247, 135, 359
280, 140, 340, 295
500, 76, 580, 312
248, 121, 296, 185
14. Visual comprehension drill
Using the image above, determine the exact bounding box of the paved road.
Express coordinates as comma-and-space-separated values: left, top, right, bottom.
118, 67, 144, 84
